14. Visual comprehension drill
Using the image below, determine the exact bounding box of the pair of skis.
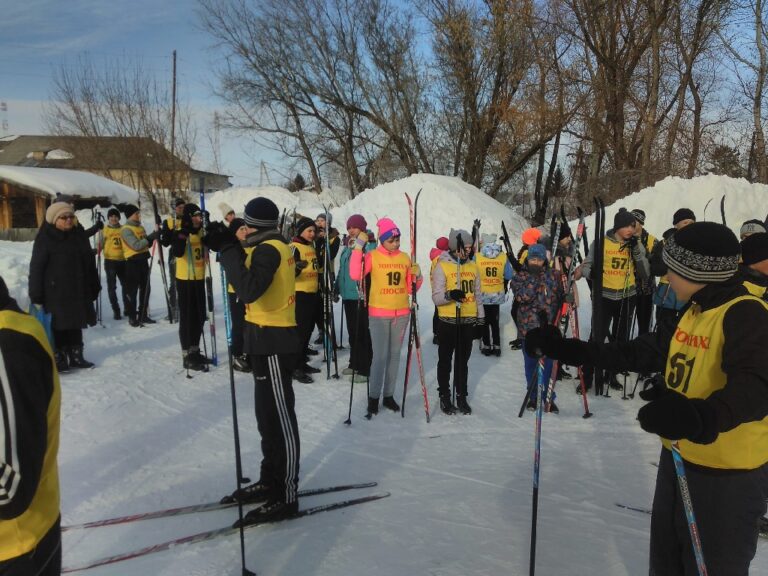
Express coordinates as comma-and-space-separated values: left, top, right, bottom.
401, 190, 431, 422
591, 197, 606, 396
320, 204, 340, 379
61, 482, 387, 573
199, 192, 218, 366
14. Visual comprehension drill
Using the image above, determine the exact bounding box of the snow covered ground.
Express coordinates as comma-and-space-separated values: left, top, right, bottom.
2, 174, 767, 575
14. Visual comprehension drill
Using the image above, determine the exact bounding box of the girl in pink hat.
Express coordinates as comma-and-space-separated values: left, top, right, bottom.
350, 217, 422, 417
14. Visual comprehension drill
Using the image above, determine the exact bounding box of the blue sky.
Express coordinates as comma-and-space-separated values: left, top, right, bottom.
0, 0, 284, 186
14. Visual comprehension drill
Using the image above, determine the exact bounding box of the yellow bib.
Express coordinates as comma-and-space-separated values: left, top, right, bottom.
662, 295, 768, 469
602, 237, 635, 291
122, 223, 149, 259
437, 259, 479, 318
292, 242, 319, 293
0, 310, 60, 561
369, 250, 410, 310
176, 230, 206, 281
103, 226, 124, 261
744, 280, 767, 299
477, 254, 505, 294
165, 216, 181, 231
244, 240, 296, 327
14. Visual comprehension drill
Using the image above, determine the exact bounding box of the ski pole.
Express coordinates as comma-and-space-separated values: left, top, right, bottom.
529, 357, 546, 576
344, 287, 365, 426
220, 267, 257, 576
671, 442, 709, 576
140, 236, 157, 327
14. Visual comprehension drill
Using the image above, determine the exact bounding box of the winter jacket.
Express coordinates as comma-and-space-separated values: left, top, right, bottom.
218, 228, 300, 356
336, 237, 376, 301
477, 244, 508, 306
28, 222, 99, 331
350, 244, 422, 318
431, 251, 485, 324
508, 263, 564, 338
0, 293, 60, 561
579, 278, 768, 469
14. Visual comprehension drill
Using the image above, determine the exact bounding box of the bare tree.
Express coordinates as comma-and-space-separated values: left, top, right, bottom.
44, 55, 197, 207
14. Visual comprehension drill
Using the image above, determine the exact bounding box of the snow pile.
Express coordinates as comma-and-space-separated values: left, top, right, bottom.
0, 166, 139, 204
332, 174, 529, 267
579, 175, 768, 242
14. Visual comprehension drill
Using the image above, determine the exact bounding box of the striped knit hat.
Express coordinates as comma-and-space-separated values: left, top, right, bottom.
662, 222, 740, 283
244, 197, 279, 229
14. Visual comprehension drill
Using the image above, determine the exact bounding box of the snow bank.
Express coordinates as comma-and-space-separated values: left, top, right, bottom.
0, 166, 139, 204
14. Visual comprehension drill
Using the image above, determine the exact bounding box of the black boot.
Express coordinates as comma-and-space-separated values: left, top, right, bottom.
237, 499, 298, 527
366, 397, 379, 416
456, 396, 472, 415
292, 369, 313, 384
526, 394, 537, 411
113, 308, 122, 320
439, 396, 456, 415
55, 349, 70, 374
232, 354, 251, 373
68, 345, 95, 369
221, 481, 272, 504
382, 396, 400, 412
183, 350, 207, 371
140, 315, 157, 325
128, 314, 141, 327
301, 363, 321, 374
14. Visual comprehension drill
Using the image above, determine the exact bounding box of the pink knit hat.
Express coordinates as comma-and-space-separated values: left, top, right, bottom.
377, 218, 400, 242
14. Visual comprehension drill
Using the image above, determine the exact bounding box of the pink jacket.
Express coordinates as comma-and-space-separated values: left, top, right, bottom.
350, 245, 423, 317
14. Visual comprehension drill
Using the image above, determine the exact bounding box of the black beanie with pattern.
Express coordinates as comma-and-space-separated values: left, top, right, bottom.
662, 222, 740, 283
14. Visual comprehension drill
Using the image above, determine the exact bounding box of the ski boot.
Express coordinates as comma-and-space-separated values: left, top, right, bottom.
113, 308, 122, 320
365, 397, 379, 419
68, 345, 95, 369
456, 396, 472, 415
439, 396, 456, 415
509, 338, 523, 350
382, 396, 400, 412
301, 363, 321, 374
128, 314, 141, 327
222, 481, 271, 504
183, 350, 208, 372
292, 369, 313, 384
547, 400, 560, 414
492, 345, 501, 357
236, 499, 298, 527
232, 355, 251, 373
140, 315, 157, 325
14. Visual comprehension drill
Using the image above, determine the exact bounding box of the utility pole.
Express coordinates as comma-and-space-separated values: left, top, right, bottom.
170, 50, 177, 198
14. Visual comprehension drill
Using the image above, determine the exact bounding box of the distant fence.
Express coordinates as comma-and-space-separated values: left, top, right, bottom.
0, 228, 38, 242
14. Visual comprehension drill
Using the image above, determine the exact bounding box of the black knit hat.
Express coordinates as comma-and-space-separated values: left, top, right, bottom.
558, 220, 572, 240
614, 208, 636, 230
174, 197, 186, 207
183, 203, 202, 219
741, 232, 768, 266
631, 209, 646, 225
672, 208, 696, 226
295, 217, 316, 237
662, 222, 740, 283
123, 204, 140, 219
244, 198, 279, 229
228, 217, 246, 232
107, 208, 121, 219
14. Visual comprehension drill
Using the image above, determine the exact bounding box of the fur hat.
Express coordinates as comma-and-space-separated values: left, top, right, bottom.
45, 202, 75, 225
613, 208, 636, 230
346, 214, 367, 231
123, 204, 140, 219
740, 219, 767, 238
244, 198, 279, 229
377, 218, 401, 242
295, 217, 316, 237
448, 228, 471, 251
741, 232, 768, 266
672, 208, 696, 226
662, 222, 740, 283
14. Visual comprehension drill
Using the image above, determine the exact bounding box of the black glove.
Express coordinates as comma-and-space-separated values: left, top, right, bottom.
639, 373, 666, 401
637, 390, 718, 444
524, 326, 593, 366
448, 289, 466, 302
627, 236, 638, 248
146, 231, 158, 244
95, 220, 104, 231
202, 221, 238, 252
296, 259, 309, 271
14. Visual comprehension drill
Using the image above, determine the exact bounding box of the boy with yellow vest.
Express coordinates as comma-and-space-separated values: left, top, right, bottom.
526, 222, 768, 575
160, 197, 186, 320
120, 204, 159, 327
740, 232, 768, 299
102, 207, 128, 320
575, 208, 650, 392
431, 228, 484, 415
290, 217, 321, 384
476, 233, 507, 356
0, 276, 61, 576
204, 197, 301, 523
170, 204, 209, 371
630, 209, 657, 338
226, 218, 251, 372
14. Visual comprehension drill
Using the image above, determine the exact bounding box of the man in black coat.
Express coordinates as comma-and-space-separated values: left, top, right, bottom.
29, 202, 100, 372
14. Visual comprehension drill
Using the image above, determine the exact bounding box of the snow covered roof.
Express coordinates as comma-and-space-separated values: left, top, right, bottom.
0, 166, 139, 203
